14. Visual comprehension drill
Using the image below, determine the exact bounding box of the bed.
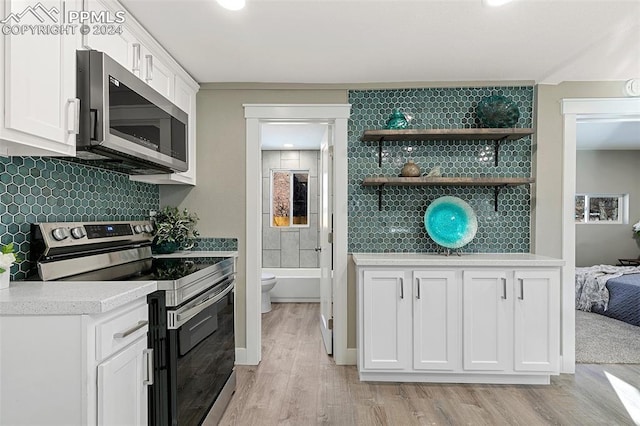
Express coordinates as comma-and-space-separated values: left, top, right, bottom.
575, 265, 640, 327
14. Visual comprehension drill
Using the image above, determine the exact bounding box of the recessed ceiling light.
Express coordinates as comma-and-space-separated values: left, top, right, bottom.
216, 0, 245, 11
484, 0, 515, 6
283, 143, 294, 148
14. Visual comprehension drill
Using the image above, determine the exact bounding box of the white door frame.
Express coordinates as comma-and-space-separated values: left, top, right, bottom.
243, 104, 351, 365
560, 97, 640, 373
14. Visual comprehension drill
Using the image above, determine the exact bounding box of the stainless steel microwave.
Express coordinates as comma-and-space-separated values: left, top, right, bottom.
76, 50, 188, 175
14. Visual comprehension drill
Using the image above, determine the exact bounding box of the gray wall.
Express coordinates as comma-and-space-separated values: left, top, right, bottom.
575, 150, 640, 266
159, 84, 347, 349
262, 150, 320, 268
533, 81, 630, 258
160, 80, 630, 354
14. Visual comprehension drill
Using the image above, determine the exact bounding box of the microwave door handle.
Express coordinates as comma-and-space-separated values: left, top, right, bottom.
90, 109, 99, 141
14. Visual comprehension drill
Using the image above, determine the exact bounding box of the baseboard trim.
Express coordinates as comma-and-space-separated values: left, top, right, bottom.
339, 348, 357, 366
272, 298, 320, 303
235, 347, 250, 365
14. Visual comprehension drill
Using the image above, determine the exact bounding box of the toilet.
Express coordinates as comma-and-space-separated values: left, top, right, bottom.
261, 272, 278, 313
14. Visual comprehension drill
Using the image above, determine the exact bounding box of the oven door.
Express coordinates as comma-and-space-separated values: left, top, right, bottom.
167, 278, 235, 426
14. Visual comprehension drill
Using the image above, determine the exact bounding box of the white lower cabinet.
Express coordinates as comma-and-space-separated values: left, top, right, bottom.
361, 269, 411, 370
357, 265, 560, 384
0, 298, 152, 425
97, 336, 150, 426
413, 270, 459, 371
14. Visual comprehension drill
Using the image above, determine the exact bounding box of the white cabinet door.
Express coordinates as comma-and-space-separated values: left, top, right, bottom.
361, 270, 411, 370
513, 269, 560, 372
81, 0, 140, 75
413, 270, 459, 370
462, 270, 511, 371
141, 46, 174, 100
97, 336, 150, 426
2, 0, 79, 155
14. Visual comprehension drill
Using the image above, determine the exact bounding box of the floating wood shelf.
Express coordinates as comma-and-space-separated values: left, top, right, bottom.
360, 128, 534, 142
361, 128, 534, 167
362, 177, 535, 211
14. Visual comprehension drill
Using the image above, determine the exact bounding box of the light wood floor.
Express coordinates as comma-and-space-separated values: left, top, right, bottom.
220, 303, 639, 425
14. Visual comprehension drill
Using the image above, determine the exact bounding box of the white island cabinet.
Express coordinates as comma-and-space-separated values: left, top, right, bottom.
354, 253, 564, 385
0, 280, 156, 425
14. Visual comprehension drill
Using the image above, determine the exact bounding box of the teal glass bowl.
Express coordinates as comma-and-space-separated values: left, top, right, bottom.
424, 196, 478, 249
476, 95, 520, 128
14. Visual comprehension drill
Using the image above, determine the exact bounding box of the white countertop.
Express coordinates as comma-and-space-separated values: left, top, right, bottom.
153, 250, 238, 258
0, 280, 157, 315
351, 253, 565, 267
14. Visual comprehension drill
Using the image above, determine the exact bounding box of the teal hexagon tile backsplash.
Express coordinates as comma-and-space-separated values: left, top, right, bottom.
0, 157, 159, 280
348, 86, 534, 253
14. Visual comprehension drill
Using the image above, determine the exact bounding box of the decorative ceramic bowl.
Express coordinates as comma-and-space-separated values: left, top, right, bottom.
424, 196, 478, 249
476, 95, 520, 128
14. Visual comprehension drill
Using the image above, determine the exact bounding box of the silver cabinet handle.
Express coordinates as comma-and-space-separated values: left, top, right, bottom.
399, 277, 404, 299
145, 54, 153, 82
113, 320, 148, 339
518, 278, 524, 300
415, 277, 421, 300
132, 43, 141, 73
67, 98, 80, 135
501, 277, 507, 300
143, 348, 154, 386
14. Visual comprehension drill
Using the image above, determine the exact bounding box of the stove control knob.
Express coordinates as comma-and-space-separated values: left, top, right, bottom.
51, 228, 69, 241
143, 224, 153, 233
70, 227, 86, 239
133, 225, 143, 234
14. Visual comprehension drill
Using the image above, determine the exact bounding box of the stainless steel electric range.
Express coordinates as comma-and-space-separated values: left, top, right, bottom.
29, 221, 236, 426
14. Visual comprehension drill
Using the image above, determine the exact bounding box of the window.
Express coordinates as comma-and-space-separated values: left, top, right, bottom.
270, 169, 309, 227
575, 193, 629, 224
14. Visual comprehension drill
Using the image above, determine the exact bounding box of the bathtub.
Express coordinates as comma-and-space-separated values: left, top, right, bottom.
262, 268, 320, 303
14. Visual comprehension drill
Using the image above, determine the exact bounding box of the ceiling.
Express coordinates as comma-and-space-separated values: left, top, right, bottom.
576, 119, 640, 150
261, 123, 328, 150
119, 0, 640, 85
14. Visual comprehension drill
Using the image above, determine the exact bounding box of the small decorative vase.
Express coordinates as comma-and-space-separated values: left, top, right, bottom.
476, 95, 520, 128
152, 241, 180, 254
401, 160, 421, 177
0, 271, 9, 290
385, 109, 410, 130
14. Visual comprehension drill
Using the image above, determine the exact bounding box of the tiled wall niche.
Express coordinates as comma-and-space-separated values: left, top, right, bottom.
261, 150, 320, 268
0, 157, 159, 280
348, 86, 534, 253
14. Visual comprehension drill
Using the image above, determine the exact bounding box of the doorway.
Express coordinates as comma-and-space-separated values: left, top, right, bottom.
243, 104, 351, 365
560, 97, 640, 371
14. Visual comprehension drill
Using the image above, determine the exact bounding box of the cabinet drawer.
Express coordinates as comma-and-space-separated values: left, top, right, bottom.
96, 302, 149, 361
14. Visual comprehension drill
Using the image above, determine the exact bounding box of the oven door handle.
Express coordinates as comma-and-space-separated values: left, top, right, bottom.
175, 280, 234, 325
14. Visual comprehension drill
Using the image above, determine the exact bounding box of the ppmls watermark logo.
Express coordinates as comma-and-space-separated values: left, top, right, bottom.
1, 2, 126, 36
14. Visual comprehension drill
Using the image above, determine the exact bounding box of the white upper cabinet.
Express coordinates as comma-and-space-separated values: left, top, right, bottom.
140, 45, 174, 101
0, 0, 80, 157
80, 0, 140, 75
0, 0, 199, 185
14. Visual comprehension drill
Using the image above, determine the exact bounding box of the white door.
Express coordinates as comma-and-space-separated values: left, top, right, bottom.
361, 270, 411, 370
4, 0, 79, 153
97, 336, 150, 426
319, 137, 333, 354
513, 269, 560, 372
413, 270, 459, 370
462, 270, 511, 371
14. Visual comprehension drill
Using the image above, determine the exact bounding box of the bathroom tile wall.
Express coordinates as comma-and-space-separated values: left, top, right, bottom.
348, 86, 534, 253
0, 157, 159, 280
262, 150, 320, 268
